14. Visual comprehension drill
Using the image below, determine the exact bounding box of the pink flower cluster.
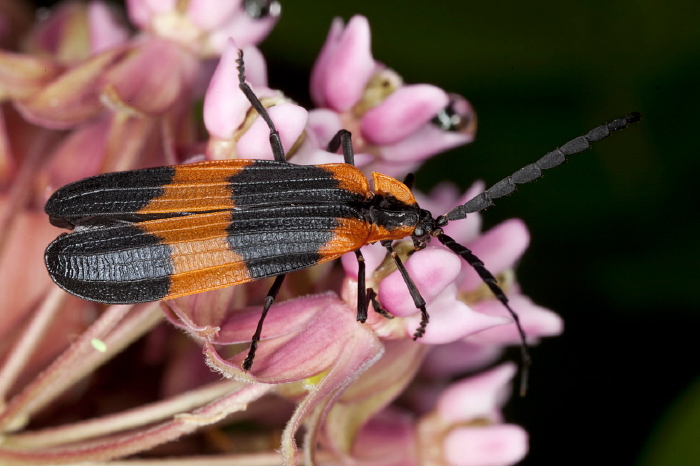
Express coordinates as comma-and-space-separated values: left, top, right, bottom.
0, 1, 562, 465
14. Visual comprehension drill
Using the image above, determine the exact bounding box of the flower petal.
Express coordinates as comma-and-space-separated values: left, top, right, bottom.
87, 1, 130, 54
203, 39, 249, 139
279, 308, 385, 462
14, 47, 127, 128
361, 84, 449, 145
379, 246, 462, 316
437, 363, 517, 422
179, 292, 380, 385
459, 218, 530, 292
43, 117, 110, 188
322, 339, 425, 457
313, 15, 375, 112
205, 4, 280, 53
238, 45, 268, 87
444, 424, 528, 466
162, 286, 237, 339
306, 108, 343, 148
125, 0, 153, 29
310, 17, 344, 108
101, 38, 198, 116
24, 1, 91, 62
340, 242, 387, 280
0, 202, 62, 335
350, 408, 417, 464
236, 102, 308, 160
469, 294, 564, 344
186, 0, 240, 31
379, 120, 475, 163
421, 341, 504, 379
414, 181, 485, 243
0, 51, 63, 100
404, 285, 510, 344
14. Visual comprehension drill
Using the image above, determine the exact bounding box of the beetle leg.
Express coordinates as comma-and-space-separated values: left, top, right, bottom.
236, 50, 287, 163
327, 129, 355, 166
355, 249, 394, 322
354, 249, 369, 322
367, 288, 393, 319
355, 249, 394, 323
380, 240, 429, 339
243, 274, 286, 371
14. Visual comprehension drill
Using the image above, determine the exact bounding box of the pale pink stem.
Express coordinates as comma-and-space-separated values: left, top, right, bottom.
87, 452, 297, 465
101, 114, 156, 173
8, 380, 242, 448
0, 110, 14, 185
0, 303, 161, 431
0, 128, 59, 260
0, 382, 274, 464
17, 303, 164, 422
0, 287, 67, 402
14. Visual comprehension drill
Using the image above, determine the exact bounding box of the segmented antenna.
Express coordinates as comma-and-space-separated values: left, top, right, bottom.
446, 112, 641, 221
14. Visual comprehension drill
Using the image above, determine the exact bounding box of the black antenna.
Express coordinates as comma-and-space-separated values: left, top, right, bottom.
438, 112, 641, 395
447, 112, 641, 221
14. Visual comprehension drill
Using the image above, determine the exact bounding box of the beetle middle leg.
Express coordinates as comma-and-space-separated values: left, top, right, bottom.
380, 240, 429, 339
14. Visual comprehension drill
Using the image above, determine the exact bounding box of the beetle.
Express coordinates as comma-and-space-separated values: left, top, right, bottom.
44, 51, 640, 387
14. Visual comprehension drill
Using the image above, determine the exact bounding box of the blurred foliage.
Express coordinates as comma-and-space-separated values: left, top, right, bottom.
640, 375, 700, 466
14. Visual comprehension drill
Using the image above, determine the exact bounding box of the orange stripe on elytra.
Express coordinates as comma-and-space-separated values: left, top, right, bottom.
138, 160, 254, 215
137, 211, 252, 299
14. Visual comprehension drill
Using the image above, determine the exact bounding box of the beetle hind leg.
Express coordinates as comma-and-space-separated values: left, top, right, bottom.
243, 274, 286, 371
379, 240, 430, 339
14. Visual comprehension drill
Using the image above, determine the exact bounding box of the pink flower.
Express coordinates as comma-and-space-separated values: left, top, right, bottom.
163, 289, 390, 461
203, 39, 308, 160
127, 0, 280, 56
0, 4, 562, 465
25, 1, 129, 58
330, 364, 527, 465
428, 364, 529, 466
301, 15, 477, 178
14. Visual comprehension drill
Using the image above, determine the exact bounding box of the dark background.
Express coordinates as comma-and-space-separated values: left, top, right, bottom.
31, 1, 700, 464
262, 2, 698, 465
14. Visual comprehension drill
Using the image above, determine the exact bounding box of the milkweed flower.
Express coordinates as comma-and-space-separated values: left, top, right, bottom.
127, 0, 281, 55
0, 2, 561, 465
299, 15, 477, 179
203, 39, 308, 161
340, 364, 527, 465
